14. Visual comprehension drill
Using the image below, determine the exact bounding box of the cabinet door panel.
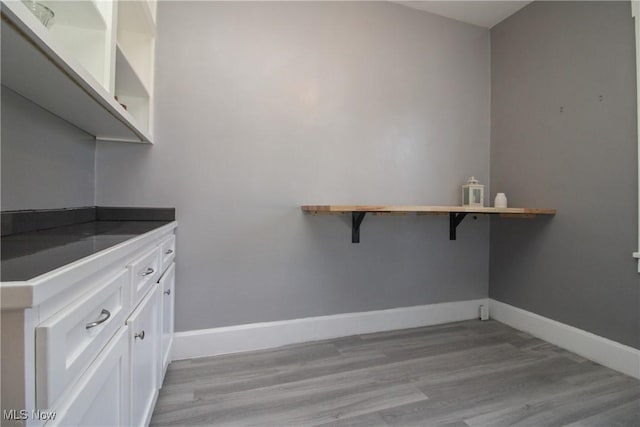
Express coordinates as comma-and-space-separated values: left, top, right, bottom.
127, 285, 161, 427
48, 327, 129, 427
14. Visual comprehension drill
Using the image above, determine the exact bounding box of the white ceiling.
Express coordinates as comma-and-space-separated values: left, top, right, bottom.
394, 1, 532, 28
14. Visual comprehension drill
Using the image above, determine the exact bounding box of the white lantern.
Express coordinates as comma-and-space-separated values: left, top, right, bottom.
462, 176, 484, 207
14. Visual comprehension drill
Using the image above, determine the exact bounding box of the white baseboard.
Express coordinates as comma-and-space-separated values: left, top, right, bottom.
489, 299, 640, 379
172, 298, 488, 360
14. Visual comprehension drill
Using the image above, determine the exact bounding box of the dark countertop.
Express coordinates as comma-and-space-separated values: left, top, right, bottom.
1, 220, 172, 282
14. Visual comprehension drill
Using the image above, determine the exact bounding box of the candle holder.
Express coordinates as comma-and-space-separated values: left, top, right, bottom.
462, 176, 484, 207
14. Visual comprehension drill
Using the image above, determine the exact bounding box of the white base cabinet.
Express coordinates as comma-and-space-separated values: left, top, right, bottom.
0, 223, 177, 427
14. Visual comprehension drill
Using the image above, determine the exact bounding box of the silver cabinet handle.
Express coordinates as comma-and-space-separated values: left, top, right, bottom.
86, 309, 111, 329
165, 249, 174, 255
140, 267, 155, 277
164, 289, 171, 296
135, 330, 145, 340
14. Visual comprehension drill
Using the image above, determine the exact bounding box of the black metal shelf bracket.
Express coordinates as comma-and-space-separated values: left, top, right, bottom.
449, 212, 468, 240
352, 212, 367, 243
349, 211, 475, 242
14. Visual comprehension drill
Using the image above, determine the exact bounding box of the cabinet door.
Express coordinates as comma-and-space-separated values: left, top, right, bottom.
48, 327, 129, 427
127, 285, 161, 427
158, 262, 175, 377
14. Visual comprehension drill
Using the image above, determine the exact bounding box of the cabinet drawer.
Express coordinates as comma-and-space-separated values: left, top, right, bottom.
47, 327, 130, 427
36, 269, 129, 409
160, 234, 176, 273
129, 246, 161, 307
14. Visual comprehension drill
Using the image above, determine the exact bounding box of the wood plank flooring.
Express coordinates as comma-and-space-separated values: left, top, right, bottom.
151, 320, 640, 426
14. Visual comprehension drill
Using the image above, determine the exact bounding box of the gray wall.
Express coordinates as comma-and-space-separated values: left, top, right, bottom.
490, 1, 639, 348
1, 89, 96, 211
96, 1, 491, 332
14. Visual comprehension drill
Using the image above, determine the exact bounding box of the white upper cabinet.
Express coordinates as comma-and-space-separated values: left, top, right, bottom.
0, 0, 156, 143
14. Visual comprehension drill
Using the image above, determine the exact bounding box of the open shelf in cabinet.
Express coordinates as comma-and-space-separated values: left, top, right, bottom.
115, 30, 153, 95
115, 43, 150, 133
42, 0, 110, 90
117, 0, 155, 37
114, 0, 156, 139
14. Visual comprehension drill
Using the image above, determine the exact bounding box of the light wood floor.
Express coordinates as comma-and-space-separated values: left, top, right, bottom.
151, 320, 640, 426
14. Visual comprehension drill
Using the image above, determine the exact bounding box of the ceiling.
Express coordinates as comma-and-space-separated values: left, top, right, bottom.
394, 1, 532, 28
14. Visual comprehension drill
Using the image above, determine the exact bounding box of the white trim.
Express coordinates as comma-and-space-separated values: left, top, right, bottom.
633, 1, 640, 273
489, 299, 640, 379
172, 299, 488, 360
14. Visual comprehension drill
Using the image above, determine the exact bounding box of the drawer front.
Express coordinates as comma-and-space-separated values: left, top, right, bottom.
160, 234, 176, 273
159, 263, 175, 377
127, 285, 161, 427
48, 327, 130, 427
129, 246, 161, 307
36, 269, 129, 409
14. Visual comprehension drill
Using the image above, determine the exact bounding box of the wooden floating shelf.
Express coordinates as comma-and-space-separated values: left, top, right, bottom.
301, 205, 557, 243
302, 205, 556, 215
